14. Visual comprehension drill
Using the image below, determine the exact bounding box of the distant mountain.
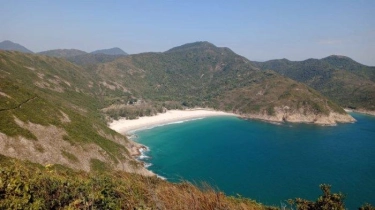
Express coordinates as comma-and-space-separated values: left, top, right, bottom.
91, 47, 128, 55
321, 55, 375, 82
0, 40, 33, 53
253, 56, 375, 111
38, 49, 87, 58
67, 53, 125, 66
166, 41, 217, 53
36, 48, 127, 66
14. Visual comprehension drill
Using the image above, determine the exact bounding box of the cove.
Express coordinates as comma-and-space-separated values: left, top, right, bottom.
134, 113, 375, 209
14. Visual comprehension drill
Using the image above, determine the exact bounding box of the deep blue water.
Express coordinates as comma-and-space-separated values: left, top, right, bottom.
134, 113, 375, 209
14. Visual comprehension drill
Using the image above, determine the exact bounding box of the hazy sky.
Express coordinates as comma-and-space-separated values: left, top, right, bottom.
1, 0, 374, 65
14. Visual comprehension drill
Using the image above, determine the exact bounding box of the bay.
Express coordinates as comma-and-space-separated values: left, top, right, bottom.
134, 113, 375, 209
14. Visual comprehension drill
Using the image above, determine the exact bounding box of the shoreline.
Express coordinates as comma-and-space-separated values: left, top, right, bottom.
109, 108, 238, 135
108, 108, 359, 177
344, 108, 375, 117
109, 108, 238, 179
109, 108, 358, 136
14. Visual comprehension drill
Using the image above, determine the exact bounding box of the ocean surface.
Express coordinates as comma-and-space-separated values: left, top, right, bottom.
134, 113, 375, 209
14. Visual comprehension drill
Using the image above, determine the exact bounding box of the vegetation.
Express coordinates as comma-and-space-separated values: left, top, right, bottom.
0, 44, 370, 209
0, 50, 132, 171
0, 155, 274, 210
288, 184, 346, 210
87, 42, 346, 120
254, 56, 375, 111
0, 156, 373, 209
66, 53, 126, 66
0, 44, 354, 177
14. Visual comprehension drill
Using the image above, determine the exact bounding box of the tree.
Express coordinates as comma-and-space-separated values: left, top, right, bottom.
290, 184, 345, 210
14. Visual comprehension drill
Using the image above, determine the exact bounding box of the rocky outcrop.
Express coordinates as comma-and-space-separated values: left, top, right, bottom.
241, 106, 355, 125
345, 109, 375, 117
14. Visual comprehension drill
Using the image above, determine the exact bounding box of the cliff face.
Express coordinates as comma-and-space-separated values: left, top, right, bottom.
241, 106, 355, 125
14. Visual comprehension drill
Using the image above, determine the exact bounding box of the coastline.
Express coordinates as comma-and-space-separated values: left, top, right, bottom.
109, 108, 238, 178
344, 108, 375, 117
109, 108, 238, 135
108, 108, 357, 177
109, 108, 357, 136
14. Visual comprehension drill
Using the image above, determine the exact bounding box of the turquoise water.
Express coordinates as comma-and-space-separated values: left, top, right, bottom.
134, 113, 375, 209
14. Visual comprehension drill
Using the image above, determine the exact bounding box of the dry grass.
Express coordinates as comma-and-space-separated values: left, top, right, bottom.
0, 155, 274, 209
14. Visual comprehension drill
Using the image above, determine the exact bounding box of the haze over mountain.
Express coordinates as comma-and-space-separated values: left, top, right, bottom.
0, 40, 33, 54
66, 53, 126, 66
32, 46, 128, 66
38, 49, 87, 58
91, 47, 128, 55
253, 56, 375, 113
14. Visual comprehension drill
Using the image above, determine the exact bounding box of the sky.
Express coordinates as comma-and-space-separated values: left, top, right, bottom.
1, 0, 374, 65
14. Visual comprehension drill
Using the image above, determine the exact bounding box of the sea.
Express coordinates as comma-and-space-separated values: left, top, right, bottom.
133, 113, 375, 209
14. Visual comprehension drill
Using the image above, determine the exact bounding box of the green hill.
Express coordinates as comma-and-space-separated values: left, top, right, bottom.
90, 42, 353, 124
322, 55, 375, 82
253, 56, 375, 112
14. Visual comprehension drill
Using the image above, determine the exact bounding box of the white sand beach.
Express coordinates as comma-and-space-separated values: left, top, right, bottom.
109, 109, 238, 134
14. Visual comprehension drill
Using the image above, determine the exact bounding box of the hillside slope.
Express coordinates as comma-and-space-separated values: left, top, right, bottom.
90, 42, 354, 125
0, 50, 149, 175
253, 56, 375, 113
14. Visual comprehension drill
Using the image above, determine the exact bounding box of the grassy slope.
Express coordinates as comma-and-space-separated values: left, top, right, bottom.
0, 155, 273, 210
253, 56, 375, 111
1, 155, 372, 209
0, 51, 132, 168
